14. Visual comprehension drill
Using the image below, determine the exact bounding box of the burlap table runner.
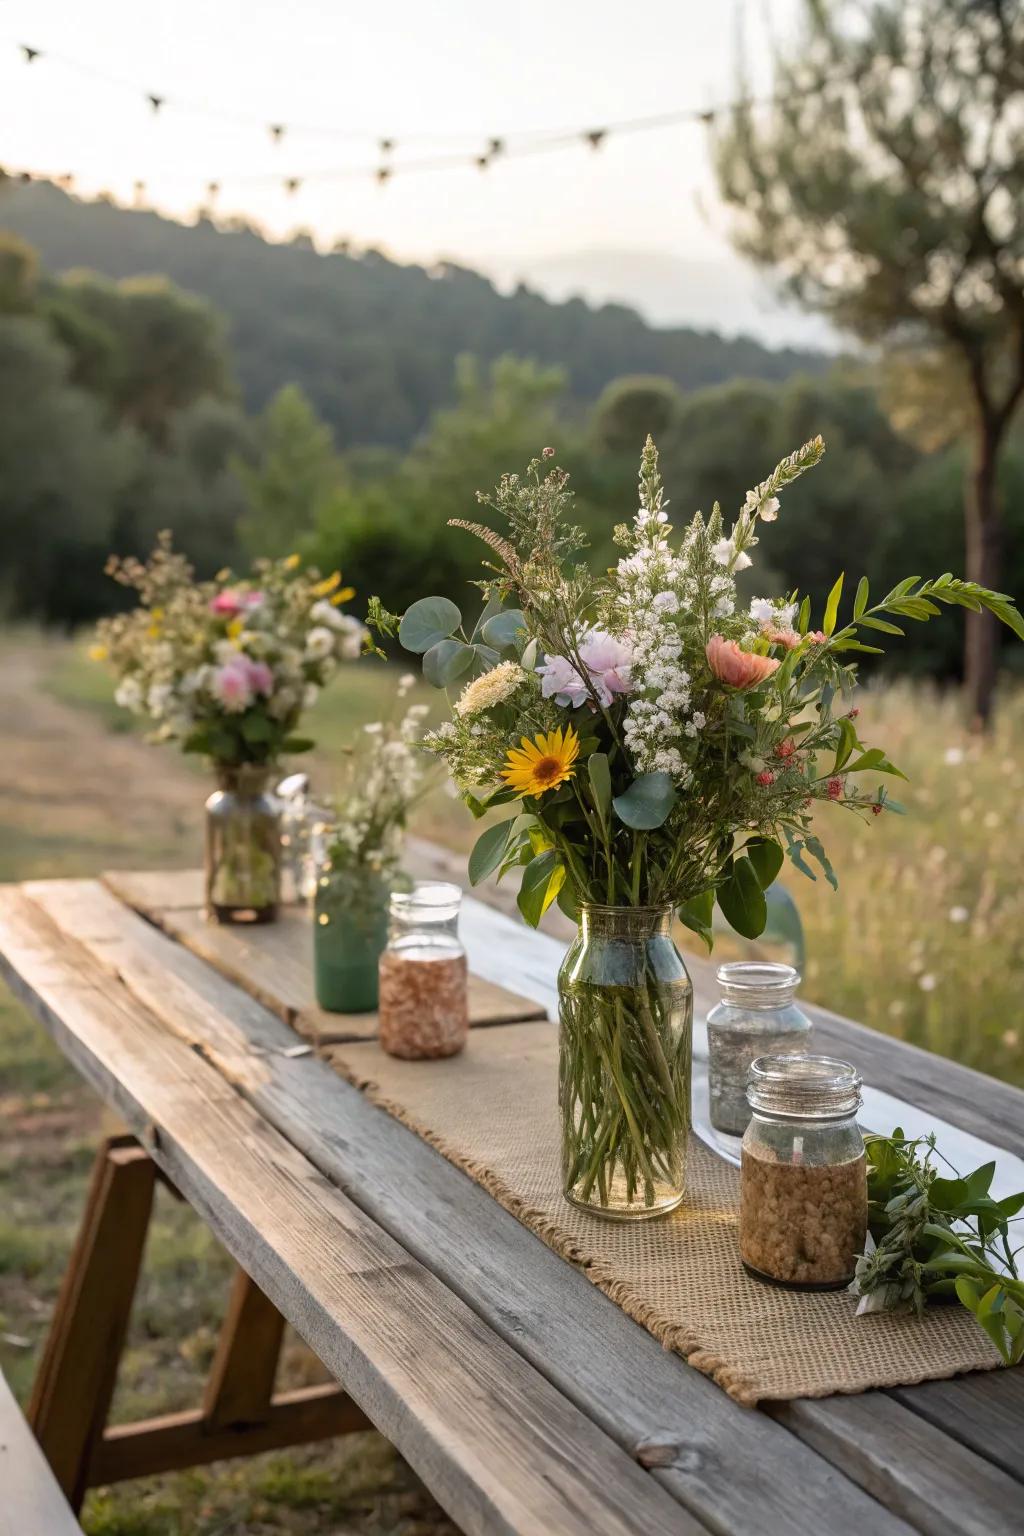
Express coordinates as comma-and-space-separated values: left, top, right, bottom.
324, 1020, 1002, 1404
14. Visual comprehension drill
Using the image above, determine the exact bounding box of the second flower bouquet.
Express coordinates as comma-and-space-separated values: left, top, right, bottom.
370, 437, 1022, 1218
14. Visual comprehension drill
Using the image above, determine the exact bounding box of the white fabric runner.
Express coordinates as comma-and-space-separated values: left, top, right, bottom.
459, 896, 1024, 1202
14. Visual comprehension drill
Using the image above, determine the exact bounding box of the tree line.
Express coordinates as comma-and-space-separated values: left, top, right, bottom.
1, 228, 1020, 686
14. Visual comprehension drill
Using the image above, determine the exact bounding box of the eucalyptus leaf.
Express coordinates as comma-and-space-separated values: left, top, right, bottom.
613, 771, 676, 830
399, 595, 462, 654
422, 637, 475, 688
481, 608, 527, 651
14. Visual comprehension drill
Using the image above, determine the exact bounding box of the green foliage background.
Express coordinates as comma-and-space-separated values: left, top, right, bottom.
1, 184, 1022, 679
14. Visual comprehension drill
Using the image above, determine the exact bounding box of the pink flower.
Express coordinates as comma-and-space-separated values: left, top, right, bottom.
826, 775, 844, 801
765, 626, 801, 650
705, 636, 780, 690
538, 629, 634, 709
245, 659, 273, 696
775, 738, 796, 760
871, 802, 884, 816
210, 590, 243, 616
756, 770, 775, 786
807, 630, 828, 645
242, 590, 265, 609
848, 707, 860, 719
213, 662, 253, 713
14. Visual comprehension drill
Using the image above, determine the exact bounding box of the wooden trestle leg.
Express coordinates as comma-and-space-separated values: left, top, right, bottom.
28, 1135, 370, 1512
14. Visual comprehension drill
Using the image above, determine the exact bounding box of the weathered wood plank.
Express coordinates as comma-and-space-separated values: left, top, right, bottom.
40, 878, 917, 1536
103, 867, 204, 912
890, 1370, 1024, 1483
101, 875, 546, 1043
0, 1370, 83, 1536
768, 1393, 1024, 1536
0, 887, 698, 1536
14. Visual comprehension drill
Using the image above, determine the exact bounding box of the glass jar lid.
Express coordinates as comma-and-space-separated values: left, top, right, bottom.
746, 1054, 861, 1119
716, 961, 800, 1007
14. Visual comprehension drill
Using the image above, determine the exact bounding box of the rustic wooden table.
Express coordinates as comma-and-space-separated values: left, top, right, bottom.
1, 855, 1022, 1536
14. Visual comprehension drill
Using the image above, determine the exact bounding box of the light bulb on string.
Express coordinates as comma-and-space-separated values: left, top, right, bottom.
269, 124, 286, 143
147, 93, 164, 114
488, 137, 505, 157
585, 128, 607, 150
20, 45, 41, 64
284, 176, 302, 195
376, 165, 391, 185
379, 138, 395, 155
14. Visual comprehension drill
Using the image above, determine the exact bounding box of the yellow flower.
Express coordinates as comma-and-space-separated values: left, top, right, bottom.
226, 617, 245, 639
502, 725, 580, 798
312, 571, 342, 597
87, 643, 108, 662
284, 553, 301, 570
330, 586, 356, 605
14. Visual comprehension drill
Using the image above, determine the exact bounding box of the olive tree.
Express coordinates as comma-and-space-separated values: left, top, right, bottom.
715, 0, 1024, 723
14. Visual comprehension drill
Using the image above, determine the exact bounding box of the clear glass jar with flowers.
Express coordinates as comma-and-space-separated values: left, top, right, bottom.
369, 437, 1023, 1219
314, 677, 433, 1013
92, 535, 366, 923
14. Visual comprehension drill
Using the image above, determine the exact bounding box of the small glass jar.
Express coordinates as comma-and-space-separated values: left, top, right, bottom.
706, 962, 812, 1137
204, 765, 280, 924
378, 881, 469, 1058
740, 1055, 867, 1291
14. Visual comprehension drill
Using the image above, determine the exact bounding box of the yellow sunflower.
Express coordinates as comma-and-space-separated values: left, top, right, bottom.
502, 725, 580, 798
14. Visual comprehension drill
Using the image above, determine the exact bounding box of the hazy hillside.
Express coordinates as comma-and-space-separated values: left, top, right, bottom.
0, 180, 827, 449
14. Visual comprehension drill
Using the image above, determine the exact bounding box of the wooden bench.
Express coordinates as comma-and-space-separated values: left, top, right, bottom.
0, 1370, 83, 1535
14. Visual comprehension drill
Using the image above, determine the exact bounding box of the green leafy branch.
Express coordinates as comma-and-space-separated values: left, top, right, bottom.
851, 1130, 1024, 1365
811, 572, 1024, 655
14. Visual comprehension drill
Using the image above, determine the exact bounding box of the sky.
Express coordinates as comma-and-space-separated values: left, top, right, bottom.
0, 0, 834, 345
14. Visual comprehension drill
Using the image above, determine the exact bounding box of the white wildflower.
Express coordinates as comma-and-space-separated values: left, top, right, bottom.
948, 905, 969, 924
305, 626, 336, 661
455, 660, 526, 718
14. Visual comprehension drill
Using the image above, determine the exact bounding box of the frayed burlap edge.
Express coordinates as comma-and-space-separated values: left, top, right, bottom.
326, 1050, 1006, 1407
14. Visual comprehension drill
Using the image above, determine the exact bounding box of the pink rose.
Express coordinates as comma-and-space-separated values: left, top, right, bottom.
210, 590, 243, 616
705, 636, 780, 689
245, 659, 273, 696
765, 626, 801, 651
213, 662, 253, 713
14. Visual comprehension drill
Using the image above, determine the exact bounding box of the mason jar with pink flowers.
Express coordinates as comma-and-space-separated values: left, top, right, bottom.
93, 535, 367, 923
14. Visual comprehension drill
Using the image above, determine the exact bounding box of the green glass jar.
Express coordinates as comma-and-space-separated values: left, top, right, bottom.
558, 904, 693, 1220
314, 872, 390, 1013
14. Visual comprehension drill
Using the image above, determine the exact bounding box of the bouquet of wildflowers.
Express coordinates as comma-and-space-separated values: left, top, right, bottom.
369, 437, 1022, 1213
94, 533, 367, 766
318, 675, 434, 913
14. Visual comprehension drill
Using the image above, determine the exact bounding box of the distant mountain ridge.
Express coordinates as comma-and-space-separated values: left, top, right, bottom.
0, 180, 829, 448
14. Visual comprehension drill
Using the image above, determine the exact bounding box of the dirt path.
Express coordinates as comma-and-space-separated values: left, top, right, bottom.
0, 635, 203, 878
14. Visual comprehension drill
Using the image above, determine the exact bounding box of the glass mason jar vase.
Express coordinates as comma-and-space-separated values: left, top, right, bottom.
204, 765, 281, 925
377, 881, 469, 1058
559, 905, 692, 1221
313, 869, 390, 1014
706, 962, 812, 1138
740, 1054, 867, 1290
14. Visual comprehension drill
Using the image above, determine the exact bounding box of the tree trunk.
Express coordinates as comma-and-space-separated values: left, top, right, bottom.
963, 414, 1004, 730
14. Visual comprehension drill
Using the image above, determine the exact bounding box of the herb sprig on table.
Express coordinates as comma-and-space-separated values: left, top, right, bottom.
850, 1130, 1024, 1364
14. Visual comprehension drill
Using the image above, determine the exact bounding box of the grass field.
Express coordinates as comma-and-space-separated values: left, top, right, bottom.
2, 632, 1022, 1534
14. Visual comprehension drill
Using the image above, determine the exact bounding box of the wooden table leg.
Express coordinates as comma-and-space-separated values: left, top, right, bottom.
28, 1135, 156, 1511
202, 1268, 287, 1429
28, 1136, 371, 1505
